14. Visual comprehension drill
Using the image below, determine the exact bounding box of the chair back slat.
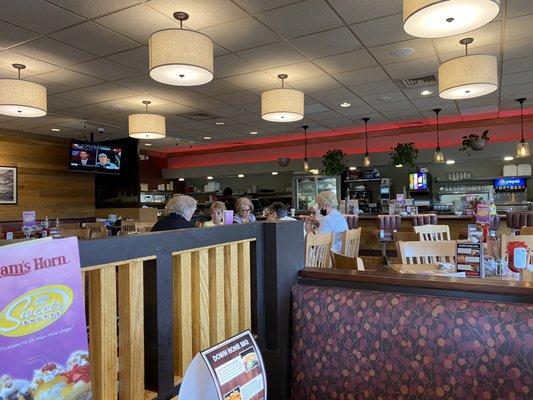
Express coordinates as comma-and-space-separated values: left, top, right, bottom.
121, 220, 136, 233
414, 224, 451, 241
60, 228, 91, 240
341, 228, 361, 258
520, 226, 533, 235
399, 240, 456, 264
331, 251, 365, 270
305, 233, 333, 268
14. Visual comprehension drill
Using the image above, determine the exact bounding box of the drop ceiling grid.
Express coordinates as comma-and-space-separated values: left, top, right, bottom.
0, 0, 531, 148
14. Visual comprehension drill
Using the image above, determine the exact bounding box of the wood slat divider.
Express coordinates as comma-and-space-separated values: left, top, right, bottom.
88, 265, 118, 400
237, 241, 252, 331
118, 261, 145, 400
191, 249, 210, 354
82, 256, 156, 272
224, 243, 239, 337
209, 246, 226, 343
173, 252, 193, 378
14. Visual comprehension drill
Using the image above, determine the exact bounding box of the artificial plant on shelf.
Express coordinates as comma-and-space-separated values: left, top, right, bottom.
389, 142, 418, 170
321, 149, 348, 177
459, 129, 490, 155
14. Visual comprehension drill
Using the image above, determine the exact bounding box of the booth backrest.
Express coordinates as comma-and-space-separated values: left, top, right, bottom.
292, 284, 532, 400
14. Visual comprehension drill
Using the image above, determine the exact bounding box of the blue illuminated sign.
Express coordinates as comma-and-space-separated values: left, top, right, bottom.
494, 177, 525, 188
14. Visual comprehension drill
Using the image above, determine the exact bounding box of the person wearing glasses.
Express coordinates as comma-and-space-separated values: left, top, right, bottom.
233, 197, 256, 224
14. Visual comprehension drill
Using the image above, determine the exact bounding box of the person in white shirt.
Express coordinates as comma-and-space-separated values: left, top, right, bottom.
305, 190, 348, 253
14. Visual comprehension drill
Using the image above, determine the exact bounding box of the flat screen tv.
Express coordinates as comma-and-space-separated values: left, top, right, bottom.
69, 140, 122, 173
409, 172, 429, 191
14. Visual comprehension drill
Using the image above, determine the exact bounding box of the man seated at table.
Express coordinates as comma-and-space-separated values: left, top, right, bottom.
266, 202, 296, 221
152, 195, 197, 231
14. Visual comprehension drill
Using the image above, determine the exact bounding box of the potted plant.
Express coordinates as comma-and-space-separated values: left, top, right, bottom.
459, 130, 489, 155
389, 142, 418, 169
322, 149, 347, 176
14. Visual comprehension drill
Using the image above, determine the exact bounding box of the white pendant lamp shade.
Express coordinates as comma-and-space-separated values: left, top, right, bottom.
128, 101, 166, 139
0, 64, 46, 117
261, 74, 304, 122
149, 12, 213, 86
403, 0, 500, 38
439, 39, 498, 100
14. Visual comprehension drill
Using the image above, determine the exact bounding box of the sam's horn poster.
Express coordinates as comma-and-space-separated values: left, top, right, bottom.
0, 237, 92, 400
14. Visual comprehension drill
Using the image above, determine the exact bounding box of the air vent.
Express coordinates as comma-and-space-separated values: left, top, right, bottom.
181, 112, 220, 121
396, 74, 437, 88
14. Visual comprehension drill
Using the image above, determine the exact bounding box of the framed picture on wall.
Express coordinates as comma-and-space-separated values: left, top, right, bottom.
0, 166, 17, 204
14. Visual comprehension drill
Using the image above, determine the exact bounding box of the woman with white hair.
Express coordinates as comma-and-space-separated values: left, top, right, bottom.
305, 190, 348, 252
151, 195, 197, 231
233, 197, 256, 224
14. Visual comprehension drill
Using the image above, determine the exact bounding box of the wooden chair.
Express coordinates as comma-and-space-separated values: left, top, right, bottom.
331, 251, 365, 270
86, 222, 108, 239
135, 222, 154, 233
414, 224, 451, 241
520, 226, 533, 235
305, 232, 333, 268
59, 222, 80, 229
501, 234, 533, 265
341, 228, 361, 258
120, 220, 136, 234
398, 240, 456, 264
60, 228, 91, 240
393, 231, 421, 264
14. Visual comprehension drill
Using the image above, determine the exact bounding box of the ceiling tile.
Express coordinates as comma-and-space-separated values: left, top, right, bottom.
223, 71, 283, 90
505, 13, 533, 41
264, 61, 324, 81
208, 105, 250, 117
289, 27, 361, 59
0, 0, 84, 33
0, 20, 38, 50
216, 91, 259, 106
314, 49, 377, 74
350, 13, 411, 47
401, 85, 439, 100
507, 0, 533, 18
365, 91, 408, 105
434, 21, 501, 54
149, 87, 205, 104
305, 102, 330, 114
191, 80, 242, 96
503, 56, 533, 74
321, 97, 367, 110
50, 22, 140, 56
373, 100, 414, 112
503, 37, 533, 60
201, 17, 279, 52
26, 76, 71, 95
33, 68, 105, 88
68, 58, 140, 81
147, 0, 248, 30
94, 4, 176, 44
232, 0, 301, 14
335, 66, 389, 86
289, 75, 342, 92
11, 37, 95, 67
307, 87, 355, 102
106, 46, 148, 72
214, 54, 260, 78
382, 56, 439, 80
502, 71, 533, 86
438, 43, 501, 63
369, 38, 436, 65
0, 50, 60, 76
47, 0, 142, 18
329, 0, 402, 24
237, 42, 306, 69
256, 0, 343, 39
349, 80, 401, 96
114, 74, 169, 93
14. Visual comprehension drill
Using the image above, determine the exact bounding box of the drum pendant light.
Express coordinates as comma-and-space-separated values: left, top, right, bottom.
516, 98, 530, 158
0, 64, 47, 117
439, 38, 498, 100
302, 125, 310, 172
149, 11, 213, 86
362, 117, 371, 167
433, 108, 445, 163
261, 74, 304, 122
128, 101, 166, 139
403, 0, 500, 38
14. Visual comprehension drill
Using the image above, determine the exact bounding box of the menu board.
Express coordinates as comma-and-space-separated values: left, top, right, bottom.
456, 242, 484, 278
180, 331, 266, 400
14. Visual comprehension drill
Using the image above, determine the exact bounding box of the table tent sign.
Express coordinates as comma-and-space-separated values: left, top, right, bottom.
0, 237, 92, 400
180, 330, 267, 400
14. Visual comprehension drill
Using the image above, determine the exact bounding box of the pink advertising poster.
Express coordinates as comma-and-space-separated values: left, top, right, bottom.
0, 238, 92, 400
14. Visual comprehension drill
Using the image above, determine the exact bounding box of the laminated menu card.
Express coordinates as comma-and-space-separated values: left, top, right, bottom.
180, 330, 267, 400
0, 237, 92, 400
456, 241, 485, 278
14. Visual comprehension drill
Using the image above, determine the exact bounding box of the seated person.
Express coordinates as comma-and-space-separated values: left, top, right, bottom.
204, 201, 226, 227
305, 191, 348, 252
233, 197, 256, 224
151, 195, 197, 232
266, 202, 296, 221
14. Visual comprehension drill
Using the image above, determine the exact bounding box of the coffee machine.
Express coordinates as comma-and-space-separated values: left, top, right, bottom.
379, 178, 393, 213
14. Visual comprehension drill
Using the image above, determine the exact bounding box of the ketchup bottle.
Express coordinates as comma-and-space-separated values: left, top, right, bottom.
507, 241, 529, 273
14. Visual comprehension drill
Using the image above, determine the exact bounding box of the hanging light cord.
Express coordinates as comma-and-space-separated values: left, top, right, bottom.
303, 125, 308, 159
520, 99, 525, 141
364, 118, 369, 153
433, 108, 441, 147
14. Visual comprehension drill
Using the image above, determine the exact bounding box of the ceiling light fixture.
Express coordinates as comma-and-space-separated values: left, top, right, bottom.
362, 117, 371, 167
216, 121, 224, 125
203, 136, 212, 140
207, 176, 214, 180
446, 159, 455, 165
349, 166, 357, 171
128, 100, 166, 139
145, 143, 152, 146
250, 131, 258, 135
516, 98, 530, 158
420, 89, 433, 96
433, 108, 445, 163
504, 156, 514, 161
390, 47, 415, 57
439, 38, 498, 100
340, 101, 351, 108
395, 164, 403, 168
302, 124, 310, 172
309, 168, 319, 175
178, 177, 185, 182
272, 171, 278, 175
261, 74, 304, 122
403, 0, 500, 38
149, 11, 213, 86
0, 63, 47, 117
51, 128, 60, 132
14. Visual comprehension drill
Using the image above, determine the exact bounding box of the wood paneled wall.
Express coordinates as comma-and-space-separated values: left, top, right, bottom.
0, 129, 95, 221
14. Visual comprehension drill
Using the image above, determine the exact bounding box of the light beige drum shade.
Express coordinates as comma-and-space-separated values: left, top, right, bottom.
128, 114, 166, 139
403, 0, 500, 38
261, 88, 304, 122
149, 29, 213, 86
0, 79, 47, 117
439, 54, 498, 100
